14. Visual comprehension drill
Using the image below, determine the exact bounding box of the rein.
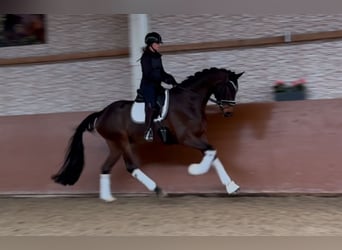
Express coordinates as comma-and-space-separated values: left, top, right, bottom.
174, 78, 237, 109
209, 97, 236, 107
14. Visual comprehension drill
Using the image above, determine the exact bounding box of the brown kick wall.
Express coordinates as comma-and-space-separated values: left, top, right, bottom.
1, 99, 342, 196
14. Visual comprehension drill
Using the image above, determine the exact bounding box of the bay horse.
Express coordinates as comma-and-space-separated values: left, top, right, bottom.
52, 67, 244, 201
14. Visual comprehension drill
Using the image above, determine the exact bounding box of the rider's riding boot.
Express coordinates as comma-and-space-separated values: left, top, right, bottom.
144, 106, 155, 142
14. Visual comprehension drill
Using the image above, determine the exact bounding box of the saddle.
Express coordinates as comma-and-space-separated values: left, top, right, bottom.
131, 89, 170, 124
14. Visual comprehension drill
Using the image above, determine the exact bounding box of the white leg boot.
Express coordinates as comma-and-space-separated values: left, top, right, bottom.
188, 150, 216, 175
212, 158, 240, 194
100, 174, 116, 202
132, 169, 157, 191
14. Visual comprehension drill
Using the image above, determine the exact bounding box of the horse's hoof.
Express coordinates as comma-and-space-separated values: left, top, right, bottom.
223, 112, 233, 117
155, 186, 168, 198
100, 195, 116, 202
226, 181, 240, 194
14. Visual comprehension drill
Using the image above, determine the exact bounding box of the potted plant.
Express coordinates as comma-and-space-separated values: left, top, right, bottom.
273, 78, 307, 101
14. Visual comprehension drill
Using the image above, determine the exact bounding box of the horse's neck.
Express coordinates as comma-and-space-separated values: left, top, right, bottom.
189, 79, 215, 105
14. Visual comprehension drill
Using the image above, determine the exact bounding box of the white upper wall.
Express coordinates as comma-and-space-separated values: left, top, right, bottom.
151, 14, 342, 43
1, 14, 342, 116
150, 14, 342, 104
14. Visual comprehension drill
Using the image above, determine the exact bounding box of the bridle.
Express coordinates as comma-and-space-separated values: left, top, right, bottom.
173, 74, 238, 111
209, 78, 238, 109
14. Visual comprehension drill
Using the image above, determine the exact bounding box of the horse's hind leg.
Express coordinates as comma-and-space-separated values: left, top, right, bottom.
119, 136, 166, 197
99, 141, 122, 202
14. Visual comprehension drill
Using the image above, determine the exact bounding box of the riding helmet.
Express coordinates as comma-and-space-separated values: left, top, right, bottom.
145, 32, 163, 45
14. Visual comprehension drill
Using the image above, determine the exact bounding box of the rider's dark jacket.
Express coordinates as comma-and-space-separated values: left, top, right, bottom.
139, 48, 177, 107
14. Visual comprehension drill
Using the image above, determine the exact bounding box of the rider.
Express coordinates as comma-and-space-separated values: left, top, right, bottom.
139, 32, 177, 142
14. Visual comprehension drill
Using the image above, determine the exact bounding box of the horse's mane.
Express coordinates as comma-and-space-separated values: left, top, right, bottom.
179, 67, 233, 87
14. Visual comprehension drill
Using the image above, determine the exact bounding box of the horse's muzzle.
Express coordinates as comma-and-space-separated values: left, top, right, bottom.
221, 106, 234, 117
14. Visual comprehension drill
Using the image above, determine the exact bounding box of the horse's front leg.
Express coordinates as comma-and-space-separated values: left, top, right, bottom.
188, 148, 217, 175
212, 158, 240, 194
182, 134, 239, 194
189, 151, 240, 194
182, 134, 216, 175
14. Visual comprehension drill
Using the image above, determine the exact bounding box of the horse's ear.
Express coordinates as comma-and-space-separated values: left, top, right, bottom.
236, 72, 244, 79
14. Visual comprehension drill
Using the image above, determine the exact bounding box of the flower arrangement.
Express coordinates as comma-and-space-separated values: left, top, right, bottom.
291, 78, 306, 91
272, 78, 307, 101
273, 80, 287, 93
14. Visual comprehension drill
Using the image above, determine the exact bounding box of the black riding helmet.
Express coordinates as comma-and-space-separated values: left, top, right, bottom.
145, 32, 163, 45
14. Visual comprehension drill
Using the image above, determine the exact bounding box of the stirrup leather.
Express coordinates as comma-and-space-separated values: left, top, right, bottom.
144, 128, 154, 141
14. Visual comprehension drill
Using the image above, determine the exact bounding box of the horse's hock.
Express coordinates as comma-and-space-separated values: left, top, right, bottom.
1, 100, 342, 195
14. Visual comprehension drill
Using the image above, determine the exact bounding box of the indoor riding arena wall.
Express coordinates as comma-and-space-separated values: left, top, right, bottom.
1, 15, 342, 196
1, 100, 342, 196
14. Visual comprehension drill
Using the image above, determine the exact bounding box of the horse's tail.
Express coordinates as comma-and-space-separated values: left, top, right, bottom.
51, 111, 103, 185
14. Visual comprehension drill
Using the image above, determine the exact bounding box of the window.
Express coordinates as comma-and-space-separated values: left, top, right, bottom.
0, 14, 46, 48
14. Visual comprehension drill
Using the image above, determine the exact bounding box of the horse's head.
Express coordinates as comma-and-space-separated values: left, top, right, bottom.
177, 68, 244, 117
212, 70, 244, 117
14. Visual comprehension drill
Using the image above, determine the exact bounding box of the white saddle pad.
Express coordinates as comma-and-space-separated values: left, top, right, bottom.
131, 89, 170, 124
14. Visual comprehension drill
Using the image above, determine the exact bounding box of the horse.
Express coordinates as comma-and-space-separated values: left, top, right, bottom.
52, 67, 244, 201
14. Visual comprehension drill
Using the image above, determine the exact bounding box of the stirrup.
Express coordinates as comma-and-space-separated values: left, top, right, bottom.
144, 128, 154, 142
